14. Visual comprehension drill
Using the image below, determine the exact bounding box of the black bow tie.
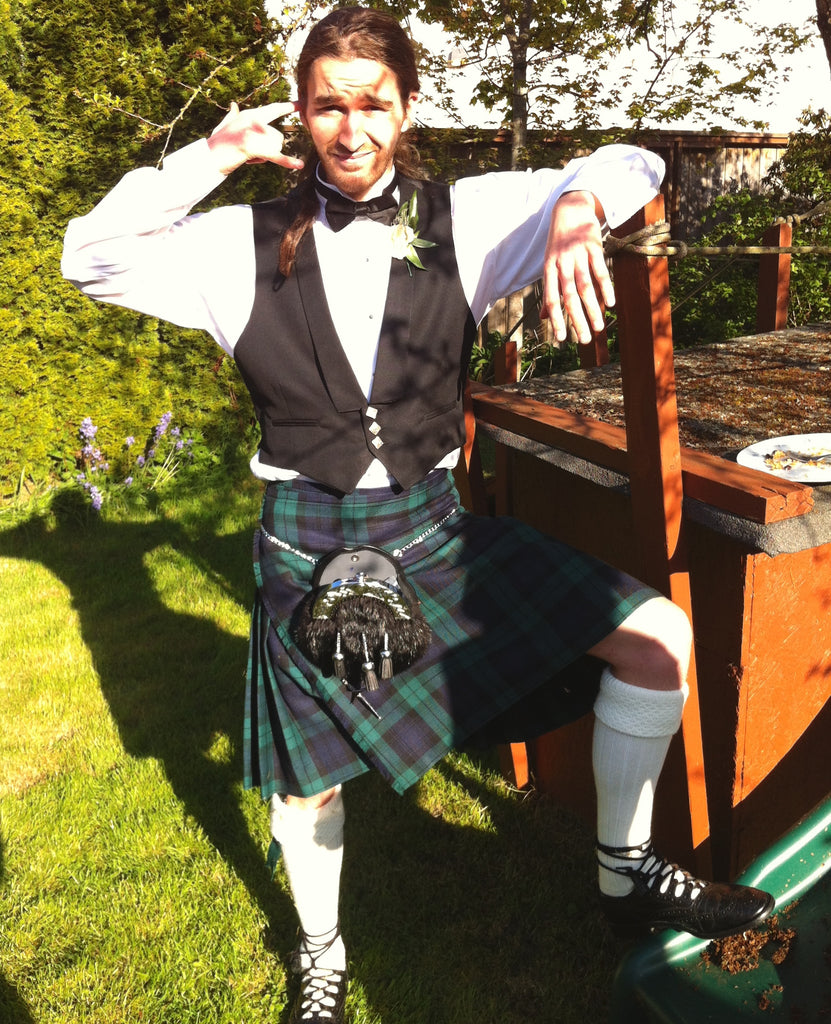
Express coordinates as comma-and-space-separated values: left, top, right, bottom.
315, 175, 400, 232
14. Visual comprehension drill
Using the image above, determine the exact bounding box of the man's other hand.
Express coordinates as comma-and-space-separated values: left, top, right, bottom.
540, 190, 614, 344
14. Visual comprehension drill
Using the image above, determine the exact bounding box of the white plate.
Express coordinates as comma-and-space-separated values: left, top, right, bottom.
737, 433, 831, 482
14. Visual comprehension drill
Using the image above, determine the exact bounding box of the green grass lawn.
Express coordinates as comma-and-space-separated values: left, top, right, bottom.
0, 478, 628, 1023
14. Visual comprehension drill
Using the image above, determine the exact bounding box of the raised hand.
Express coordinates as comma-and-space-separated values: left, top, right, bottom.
539, 190, 614, 344
207, 100, 305, 176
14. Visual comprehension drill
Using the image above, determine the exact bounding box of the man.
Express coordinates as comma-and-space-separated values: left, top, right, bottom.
62, 8, 774, 1022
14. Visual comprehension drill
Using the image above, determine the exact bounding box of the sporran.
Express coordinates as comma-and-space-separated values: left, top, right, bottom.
293, 545, 431, 693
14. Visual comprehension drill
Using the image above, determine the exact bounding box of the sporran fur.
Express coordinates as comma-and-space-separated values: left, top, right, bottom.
293, 546, 431, 692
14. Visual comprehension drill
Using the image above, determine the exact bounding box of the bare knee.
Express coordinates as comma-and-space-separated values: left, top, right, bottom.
284, 787, 340, 811
589, 596, 692, 690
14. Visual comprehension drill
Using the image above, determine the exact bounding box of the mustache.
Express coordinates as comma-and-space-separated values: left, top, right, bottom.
331, 145, 375, 157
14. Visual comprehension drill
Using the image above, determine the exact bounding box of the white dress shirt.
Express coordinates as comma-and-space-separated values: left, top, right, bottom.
62, 139, 665, 486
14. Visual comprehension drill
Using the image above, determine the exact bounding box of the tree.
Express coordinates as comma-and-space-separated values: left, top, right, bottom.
815, 0, 831, 74
362, 0, 813, 169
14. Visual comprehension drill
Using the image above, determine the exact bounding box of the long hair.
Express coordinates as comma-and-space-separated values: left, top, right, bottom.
279, 7, 424, 276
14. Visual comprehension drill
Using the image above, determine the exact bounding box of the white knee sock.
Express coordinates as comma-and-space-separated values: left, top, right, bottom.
269, 787, 346, 970
592, 669, 688, 896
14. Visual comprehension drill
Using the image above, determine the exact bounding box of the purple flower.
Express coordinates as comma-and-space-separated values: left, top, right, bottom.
79, 417, 98, 441
154, 411, 173, 441
89, 486, 103, 511
147, 447, 156, 460
124, 476, 133, 486
136, 455, 145, 467
175, 439, 184, 451
171, 426, 181, 438
125, 436, 135, 448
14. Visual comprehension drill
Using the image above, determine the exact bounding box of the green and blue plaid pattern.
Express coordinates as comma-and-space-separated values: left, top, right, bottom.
244, 471, 657, 799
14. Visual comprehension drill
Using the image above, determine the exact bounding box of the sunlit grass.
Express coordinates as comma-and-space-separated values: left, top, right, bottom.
0, 478, 626, 1023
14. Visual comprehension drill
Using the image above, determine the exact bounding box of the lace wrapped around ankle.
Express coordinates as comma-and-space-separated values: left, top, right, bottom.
602, 839, 703, 900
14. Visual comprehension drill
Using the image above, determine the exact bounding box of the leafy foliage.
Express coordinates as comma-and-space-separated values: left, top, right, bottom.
670, 110, 831, 347
0, 0, 303, 500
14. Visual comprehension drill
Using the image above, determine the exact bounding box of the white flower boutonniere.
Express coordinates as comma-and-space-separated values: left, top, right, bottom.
391, 192, 437, 274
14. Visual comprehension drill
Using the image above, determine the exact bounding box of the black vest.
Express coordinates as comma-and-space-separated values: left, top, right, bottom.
233, 178, 477, 494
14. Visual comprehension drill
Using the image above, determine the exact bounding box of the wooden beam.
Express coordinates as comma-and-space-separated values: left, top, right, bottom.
756, 221, 792, 333
493, 341, 519, 514
469, 384, 813, 524
612, 195, 710, 856
493, 340, 519, 385
456, 380, 490, 516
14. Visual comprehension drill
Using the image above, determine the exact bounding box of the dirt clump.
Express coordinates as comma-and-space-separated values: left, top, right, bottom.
701, 916, 796, 975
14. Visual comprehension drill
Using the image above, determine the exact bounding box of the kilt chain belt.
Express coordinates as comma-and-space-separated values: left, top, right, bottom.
259, 506, 458, 563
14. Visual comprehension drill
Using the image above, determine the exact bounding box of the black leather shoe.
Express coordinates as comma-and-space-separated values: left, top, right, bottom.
288, 928, 347, 1024
597, 840, 775, 940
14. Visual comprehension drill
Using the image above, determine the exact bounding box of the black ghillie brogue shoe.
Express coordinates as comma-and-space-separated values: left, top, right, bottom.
288, 929, 347, 1024
597, 840, 775, 940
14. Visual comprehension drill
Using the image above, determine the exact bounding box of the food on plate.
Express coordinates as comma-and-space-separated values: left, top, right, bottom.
763, 447, 831, 471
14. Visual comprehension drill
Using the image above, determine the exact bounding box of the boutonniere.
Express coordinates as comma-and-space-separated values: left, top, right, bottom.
390, 192, 437, 273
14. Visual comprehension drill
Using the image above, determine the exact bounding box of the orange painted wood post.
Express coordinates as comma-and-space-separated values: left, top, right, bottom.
491, 339, 533, 787
457, 380, 490, 516
756, 221, 792, 332
577, 279, 611, 368
611, 195, 712, 865
494, 340, 520, 385
499, 742, 531, 790
577, 320, 610, 368
493, 341, 519, 516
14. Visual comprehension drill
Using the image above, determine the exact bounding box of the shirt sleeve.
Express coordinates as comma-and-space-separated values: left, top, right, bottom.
451, 144, 666, 325
61, 138, 256, 355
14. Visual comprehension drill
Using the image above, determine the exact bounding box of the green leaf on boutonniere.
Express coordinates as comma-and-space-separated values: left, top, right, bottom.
391, 192, 437, 274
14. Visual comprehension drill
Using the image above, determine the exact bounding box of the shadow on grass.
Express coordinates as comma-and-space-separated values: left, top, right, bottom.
0, 834, 35, 1024
340, 760, 626, 1024
1, 489, 626, 1024
0, 488, 299, 953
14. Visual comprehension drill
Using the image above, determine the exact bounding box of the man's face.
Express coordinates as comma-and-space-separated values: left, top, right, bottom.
299, 56, 418, 200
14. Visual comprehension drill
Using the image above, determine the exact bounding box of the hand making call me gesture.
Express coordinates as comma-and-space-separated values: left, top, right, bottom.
206, 98, 613, 346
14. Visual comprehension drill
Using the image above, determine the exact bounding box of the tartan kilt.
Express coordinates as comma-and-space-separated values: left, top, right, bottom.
244, 470, 658, 799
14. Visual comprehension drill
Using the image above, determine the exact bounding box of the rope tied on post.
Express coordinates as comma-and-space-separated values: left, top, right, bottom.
776, 198, 831, 228
604, 217, 831, 259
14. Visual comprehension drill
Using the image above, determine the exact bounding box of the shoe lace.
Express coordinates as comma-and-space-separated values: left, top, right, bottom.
597, 840, 703, 901
291, 927, 345, 1021
297, 967, 345, 1020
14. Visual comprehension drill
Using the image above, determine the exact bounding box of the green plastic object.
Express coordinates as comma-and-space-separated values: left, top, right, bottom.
609, 795, 831, 1022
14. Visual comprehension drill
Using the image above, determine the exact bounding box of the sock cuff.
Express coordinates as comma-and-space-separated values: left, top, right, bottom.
594, 668, 688, 738
269, 785, 344, 844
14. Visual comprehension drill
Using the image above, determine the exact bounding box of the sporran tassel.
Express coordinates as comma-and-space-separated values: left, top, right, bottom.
380, 632, 393, 680
361, 633, 379, 692
332, 631, 346, 680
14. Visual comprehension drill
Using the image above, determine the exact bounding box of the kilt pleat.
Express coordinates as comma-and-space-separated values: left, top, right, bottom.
243, 470, 658, 799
